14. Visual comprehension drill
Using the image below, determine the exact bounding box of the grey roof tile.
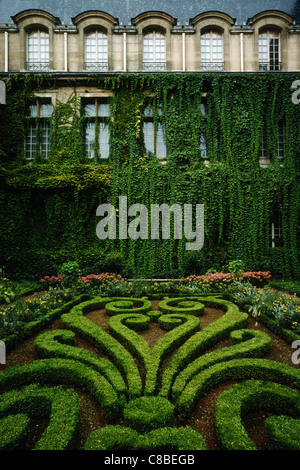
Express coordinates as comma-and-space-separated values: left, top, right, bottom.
0, 0, 297, 25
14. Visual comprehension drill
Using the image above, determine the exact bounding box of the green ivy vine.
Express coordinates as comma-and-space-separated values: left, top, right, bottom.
0, 72, 299, 280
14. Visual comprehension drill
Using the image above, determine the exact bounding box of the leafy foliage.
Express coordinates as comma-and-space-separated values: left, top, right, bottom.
0, 73, 299, 280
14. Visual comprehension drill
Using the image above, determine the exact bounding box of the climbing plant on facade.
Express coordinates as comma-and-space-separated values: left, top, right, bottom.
0, 72, 299, 279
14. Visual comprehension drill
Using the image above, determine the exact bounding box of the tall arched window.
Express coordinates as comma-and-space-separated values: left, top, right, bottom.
85, 30, 108, 71
258, 29, 281, 71
200, 30, 223, 71
27, 29, 49, 71
143, 30, 166, 71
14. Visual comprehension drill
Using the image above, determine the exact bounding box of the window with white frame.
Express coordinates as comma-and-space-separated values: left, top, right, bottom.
85, 30, 108, 71
27, 29, 50, 71
25, 98, 52, 160
143, 103, 166, 159
143, 30, 166, 71
200, 30, 224, 71
258, 30, 281, 71
83, 98, 110, 159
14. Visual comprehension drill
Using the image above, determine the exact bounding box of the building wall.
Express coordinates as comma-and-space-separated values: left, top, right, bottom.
0, 9, 299, 73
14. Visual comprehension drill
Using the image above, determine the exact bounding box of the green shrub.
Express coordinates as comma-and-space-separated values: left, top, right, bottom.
176, 358, 300, 417
84, 425, 139, 450
158, 297, 205, 316
123, 396, 175, 433
172, 329, 271, 402
270, 280, 300, 297
265, 415, 300, 450
84, 425, 208, 450
105, 297, 152, 316
34, 329, 127, 405
0, 359, 120, 421
108, 311, 200, 396
0, 414, 30, 450
138, 426, 207, 450
159, 296, 248, 398
215, 380, 300, 450
0, 384, 80, 450
146, 310, 162, 322
61, 298, 143, 399
59, 261, 81, 285
1, 294, 90, 349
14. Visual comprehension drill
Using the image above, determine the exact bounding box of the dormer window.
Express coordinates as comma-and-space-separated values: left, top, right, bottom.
200, 30, 224, 71
26, 29, 50, 71
143, 30, 166, 71
84, 30, 108, 71
258, 29, 281, 71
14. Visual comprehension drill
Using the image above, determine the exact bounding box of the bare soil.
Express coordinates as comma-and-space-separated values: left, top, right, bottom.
1, 301, 299, 450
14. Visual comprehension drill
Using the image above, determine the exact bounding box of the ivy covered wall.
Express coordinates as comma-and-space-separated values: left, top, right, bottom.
0, 73, 299, 280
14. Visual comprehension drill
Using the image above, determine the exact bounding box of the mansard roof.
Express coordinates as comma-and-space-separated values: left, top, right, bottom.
0, 0, 298, 26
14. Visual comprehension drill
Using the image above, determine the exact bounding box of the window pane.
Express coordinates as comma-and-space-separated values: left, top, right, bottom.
85, 122, 95, 158
99, 122, 109, 158
156, 123, 166, 159
26, 103, 38, 117
41, 122, 51, 158
259, 30, 280, 69
25, 123, 37, 159
27, 30, 49, 64
143, 121, 154, 154
143, 31, 165, 69
85, 30, 108, 68
201, 31, 223, 69
98, 100, 110, 117
40, 102, 52, 117
200, 133, 208, 158
84, 103, 96, 117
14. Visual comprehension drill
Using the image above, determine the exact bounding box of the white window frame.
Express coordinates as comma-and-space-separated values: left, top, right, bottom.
200, 30, 224, 71
143, 30, 166, 71
143, 103, 166, 159
83, 98, 110, 159
26, 29, 50, 71
84, 30, 108, 71
258, 30, 281, 71
25, 98, 52, 160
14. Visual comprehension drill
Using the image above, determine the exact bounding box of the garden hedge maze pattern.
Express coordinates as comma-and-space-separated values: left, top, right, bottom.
1, 295, 300, 450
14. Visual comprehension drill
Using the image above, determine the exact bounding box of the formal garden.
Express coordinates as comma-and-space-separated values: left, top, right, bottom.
0, 263, 300, 451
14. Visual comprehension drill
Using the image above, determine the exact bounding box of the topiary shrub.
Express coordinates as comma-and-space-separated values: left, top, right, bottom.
265, 415, 300, 450
158, 297, 205, 316
215, 380, 300, 450
138, 426, 207, 450
0, 384, 80, 450
105, 297, 152, 316
84, 425, 139, 450
123, 396, 175, 433
0, 414, 30, 450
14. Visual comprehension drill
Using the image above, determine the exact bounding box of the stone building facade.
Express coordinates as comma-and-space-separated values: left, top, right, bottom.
0, 6, 299, 74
